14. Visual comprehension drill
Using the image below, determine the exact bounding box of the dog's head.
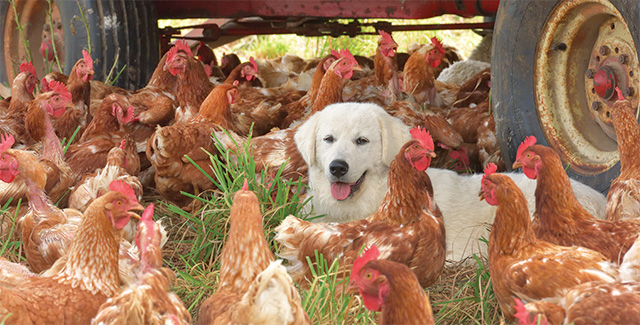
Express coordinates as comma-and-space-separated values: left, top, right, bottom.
294, 103, 410, 201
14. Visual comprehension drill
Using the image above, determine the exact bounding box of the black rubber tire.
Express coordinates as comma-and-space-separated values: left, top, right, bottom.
491, 0, 639, 194
0, 0, 158, 90
0, 1, 8, 87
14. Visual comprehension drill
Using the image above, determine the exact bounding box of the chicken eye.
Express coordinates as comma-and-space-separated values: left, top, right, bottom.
526, 153, 531, 158
413, 144, 419, 149
116, 200, 123, 206
356, 137, 369, 145
54, 97, 60, 101
324, 135, 334, 143
365, 271, 373, 280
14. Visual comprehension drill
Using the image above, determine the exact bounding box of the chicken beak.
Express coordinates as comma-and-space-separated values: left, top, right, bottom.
512, 161, 522, 169
353, 64, 363, 71
128, 203, 145, 219
66, 102, 75, 109
428, 150, 437, 158
479, 190, 485, 201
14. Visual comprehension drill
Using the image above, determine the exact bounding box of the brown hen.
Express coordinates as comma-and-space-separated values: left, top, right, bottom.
480, 165, 617, 321
605, 88, 640, 221
53, 50, 94, 144
513, 138, 640, 264
93, 204, 191, 324
0, 181, 143, 324
198, 182, 309, 325
275, 128, 445, 288
0, 135, 83, 273
347, 246, 435, 325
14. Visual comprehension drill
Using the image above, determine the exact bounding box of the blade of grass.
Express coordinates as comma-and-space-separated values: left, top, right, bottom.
62, 126, 82, 154
75, 0, 92, 54
46, 0, 63, 72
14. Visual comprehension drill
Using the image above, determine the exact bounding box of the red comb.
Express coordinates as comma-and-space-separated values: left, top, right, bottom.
378, 30, 394, 43
516, 136, 537, 161
19, 62, 36, 76
0, 134, 15, 153
166, 44, 179, 63
82, 49, 93, 70
41, 77, 50, 92
615, 86, 625, 101
49, 80, 72, 102
123, 105, 135, 123
409, 127, 434, 151
112, 103, 121, 117
108, 180, 138, 203
330, 49, 340, 59
242, 179, 249, 191
339, 49, 358, 66
430, 37, 445, 54
141, 203, 154, 222
119, 139, 126, 149
513, 299, 529, 324
175, 40, 193, 57
352, 245, 380, 281
481, 163, 498, 188
484, 163, 498, 176
249, 57, 258, 71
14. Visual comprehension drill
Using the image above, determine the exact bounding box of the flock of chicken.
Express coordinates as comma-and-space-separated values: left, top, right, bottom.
0, 27, 638, 325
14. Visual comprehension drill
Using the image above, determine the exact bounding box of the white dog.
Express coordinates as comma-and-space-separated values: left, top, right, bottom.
294, 102, 409, 223
294, 102, 607, 261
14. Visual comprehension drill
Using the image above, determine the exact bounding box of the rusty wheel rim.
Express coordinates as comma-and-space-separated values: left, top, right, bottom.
3, 0, 62, 85
534, 0, 639, 176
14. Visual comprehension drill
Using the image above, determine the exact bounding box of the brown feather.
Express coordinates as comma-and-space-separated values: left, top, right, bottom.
527, 145, 640, 263
485, 173, 617, 320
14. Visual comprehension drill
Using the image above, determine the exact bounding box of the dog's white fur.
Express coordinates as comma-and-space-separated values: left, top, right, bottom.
295, 102, 607, 261
295, 103, 409, 223
428, 168, 606, 261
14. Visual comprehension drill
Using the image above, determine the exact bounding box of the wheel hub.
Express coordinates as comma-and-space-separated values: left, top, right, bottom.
534, 0, 639, 176
586, 30, 638, 141
593, 66, 617, 100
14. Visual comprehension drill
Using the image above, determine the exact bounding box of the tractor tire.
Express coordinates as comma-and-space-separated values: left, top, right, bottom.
0, 0, 158, 90
492, 0, 640, 193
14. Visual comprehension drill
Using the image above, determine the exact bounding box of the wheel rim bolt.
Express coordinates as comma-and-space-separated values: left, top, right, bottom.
619, 54, 629, 64
592, 101, 602, 111
599, 46, 610, 56
624, 87, 635, 97
586, 69, 595, 79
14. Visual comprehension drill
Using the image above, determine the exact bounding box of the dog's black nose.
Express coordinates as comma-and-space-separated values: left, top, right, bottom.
329, 160, 349, 177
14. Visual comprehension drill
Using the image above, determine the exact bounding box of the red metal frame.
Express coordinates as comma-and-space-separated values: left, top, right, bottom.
155, 0, 499, 20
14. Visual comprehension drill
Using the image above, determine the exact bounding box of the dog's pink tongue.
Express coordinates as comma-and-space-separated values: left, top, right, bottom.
331, 182, 351, 201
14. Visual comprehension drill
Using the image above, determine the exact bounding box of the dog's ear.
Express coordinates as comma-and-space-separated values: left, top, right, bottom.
294, 113, 320, 166
379, 113, 411, 166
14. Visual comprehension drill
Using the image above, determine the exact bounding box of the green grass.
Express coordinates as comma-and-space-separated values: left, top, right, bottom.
156, 130, 504, 324
0, 198, 24, 262
162, 130, 311, 320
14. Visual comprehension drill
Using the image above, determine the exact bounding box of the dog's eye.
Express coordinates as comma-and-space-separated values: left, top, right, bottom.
323, 135, 334, 143
356, 137, 369, 145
